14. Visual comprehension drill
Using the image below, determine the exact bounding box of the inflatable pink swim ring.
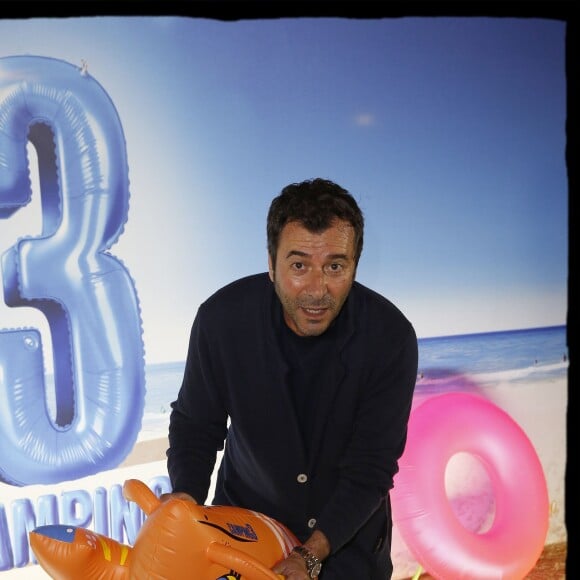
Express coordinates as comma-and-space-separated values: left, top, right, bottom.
392, 392, 549, 579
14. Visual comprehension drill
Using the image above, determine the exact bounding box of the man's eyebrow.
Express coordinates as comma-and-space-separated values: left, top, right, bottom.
285, 250, 309, 259
284, 250, 349, 260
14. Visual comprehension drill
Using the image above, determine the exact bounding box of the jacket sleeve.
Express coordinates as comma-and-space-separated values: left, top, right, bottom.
315, 322, 418, 554
167, 307, 228, 503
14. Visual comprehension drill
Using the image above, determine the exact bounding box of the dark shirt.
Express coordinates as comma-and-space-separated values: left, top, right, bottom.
277, 302, 338, 456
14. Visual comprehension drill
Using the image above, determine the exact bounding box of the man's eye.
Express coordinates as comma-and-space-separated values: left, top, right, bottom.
328, 263, 343, 272
292, 262, 304, 270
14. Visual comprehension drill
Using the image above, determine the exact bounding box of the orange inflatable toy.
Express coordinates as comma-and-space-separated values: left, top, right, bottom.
29, 479, 299, 580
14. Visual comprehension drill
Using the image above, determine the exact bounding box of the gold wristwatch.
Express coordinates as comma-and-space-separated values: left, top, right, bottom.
292, 545, 322, 578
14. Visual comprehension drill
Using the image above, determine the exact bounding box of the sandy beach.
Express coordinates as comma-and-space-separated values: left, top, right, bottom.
0, 375, 567, 579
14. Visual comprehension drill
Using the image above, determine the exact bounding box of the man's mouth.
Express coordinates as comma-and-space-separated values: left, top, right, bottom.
302, 307, 327, 316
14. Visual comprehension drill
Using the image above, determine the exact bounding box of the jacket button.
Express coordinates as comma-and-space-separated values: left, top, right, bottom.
297, 473, 308, 483
307, 518, 317, 528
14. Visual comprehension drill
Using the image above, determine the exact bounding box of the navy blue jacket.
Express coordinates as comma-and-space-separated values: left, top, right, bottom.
168, 273, 417, 578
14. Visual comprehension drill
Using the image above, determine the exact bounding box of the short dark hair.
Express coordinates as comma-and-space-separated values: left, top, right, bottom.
267, 178, 364, 265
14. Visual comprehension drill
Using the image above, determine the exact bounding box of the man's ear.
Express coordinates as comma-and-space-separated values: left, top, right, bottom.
268, 255, 274, 282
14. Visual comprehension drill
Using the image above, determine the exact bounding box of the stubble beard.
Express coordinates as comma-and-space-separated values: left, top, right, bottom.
272, 277, 345, 337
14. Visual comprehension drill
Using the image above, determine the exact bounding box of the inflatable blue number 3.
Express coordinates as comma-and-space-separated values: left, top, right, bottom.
0, 56, 146, 486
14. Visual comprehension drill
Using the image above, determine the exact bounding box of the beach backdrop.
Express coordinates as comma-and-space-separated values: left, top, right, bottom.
1, 325, 568, 578
0, 11, 569, 579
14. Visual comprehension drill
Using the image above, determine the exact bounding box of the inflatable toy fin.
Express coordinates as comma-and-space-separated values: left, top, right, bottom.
123, 477, 162, 515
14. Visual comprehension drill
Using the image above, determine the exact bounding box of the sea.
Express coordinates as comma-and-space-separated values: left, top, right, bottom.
140, 325, 569, 436
414, 324, 568, 394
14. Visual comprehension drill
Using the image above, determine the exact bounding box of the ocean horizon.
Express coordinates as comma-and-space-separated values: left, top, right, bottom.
140, 324, 568, 435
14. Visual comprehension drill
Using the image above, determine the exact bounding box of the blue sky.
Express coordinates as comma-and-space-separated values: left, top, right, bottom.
0, 16, 568, 364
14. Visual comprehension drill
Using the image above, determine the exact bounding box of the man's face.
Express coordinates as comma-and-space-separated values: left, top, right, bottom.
268, 219, 357, 337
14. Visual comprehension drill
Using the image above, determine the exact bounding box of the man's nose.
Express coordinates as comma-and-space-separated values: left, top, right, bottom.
305, 270, 327, 298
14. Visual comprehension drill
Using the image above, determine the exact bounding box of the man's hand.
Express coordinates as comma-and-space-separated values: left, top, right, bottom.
159, 491, 197, 503
272, 529, 330, 579
272, 549, 312, 579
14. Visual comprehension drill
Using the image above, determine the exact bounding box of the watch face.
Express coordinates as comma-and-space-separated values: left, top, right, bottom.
311, 561, 322, 577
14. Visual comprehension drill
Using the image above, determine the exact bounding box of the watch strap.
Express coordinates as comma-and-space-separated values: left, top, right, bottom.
292, 545, 322, 578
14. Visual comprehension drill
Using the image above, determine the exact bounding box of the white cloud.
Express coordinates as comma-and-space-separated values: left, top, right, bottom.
354, 112, 375, 127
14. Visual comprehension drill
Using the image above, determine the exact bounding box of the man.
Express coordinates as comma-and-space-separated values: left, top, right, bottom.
166, 178, 418, 579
